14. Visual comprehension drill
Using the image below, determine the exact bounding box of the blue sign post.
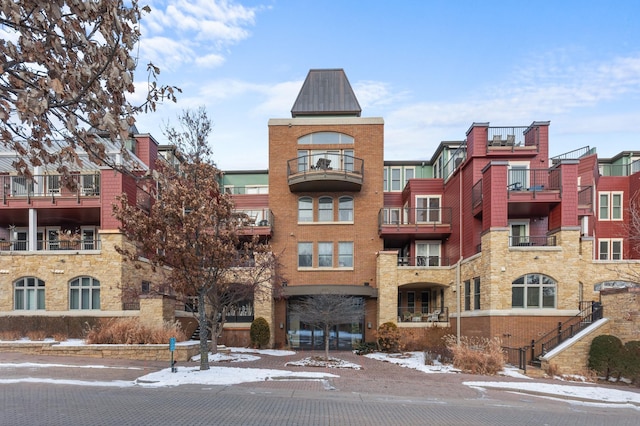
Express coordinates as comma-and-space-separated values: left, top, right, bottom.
169, 337, 177, 373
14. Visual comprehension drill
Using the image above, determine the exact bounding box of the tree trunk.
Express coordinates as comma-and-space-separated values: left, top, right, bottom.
324, 324, 330, 361
198, 291, 210, 370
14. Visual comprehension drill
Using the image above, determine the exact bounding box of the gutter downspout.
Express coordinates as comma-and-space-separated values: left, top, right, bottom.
456, 156, 464, 344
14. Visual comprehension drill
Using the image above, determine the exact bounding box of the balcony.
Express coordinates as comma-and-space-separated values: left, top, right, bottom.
287, 154, 364, 192
397, 306, 449, 323
1, 173, 101, 205
379, 207, 453, 241
236, 209, 274, 238
397, 256, 451, 267
0, 239, 102, 252
508, 235, 557, 247
486, 126, 539, 155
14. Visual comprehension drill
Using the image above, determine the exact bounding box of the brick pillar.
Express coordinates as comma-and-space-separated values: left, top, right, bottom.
377, 251, 400, 325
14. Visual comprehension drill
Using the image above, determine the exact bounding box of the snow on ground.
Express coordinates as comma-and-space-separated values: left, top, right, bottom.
0, 341, 639, 407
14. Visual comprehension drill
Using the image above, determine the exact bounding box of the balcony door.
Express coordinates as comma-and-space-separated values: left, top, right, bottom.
416, 241, 440, 266
509, 221, 529, 246
415, 196, 441, 223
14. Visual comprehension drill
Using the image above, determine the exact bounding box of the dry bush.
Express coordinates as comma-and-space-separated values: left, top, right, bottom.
26, 330, 47, 341
444, 335, 506, 375
375, 322, 403, 352
85, 318, 187, 344
0, 330, 22, 341
545, 363, 561, 377
52, 333, 68, 342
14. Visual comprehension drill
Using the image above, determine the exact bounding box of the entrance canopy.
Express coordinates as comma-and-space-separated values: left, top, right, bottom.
282, 284, 377, 298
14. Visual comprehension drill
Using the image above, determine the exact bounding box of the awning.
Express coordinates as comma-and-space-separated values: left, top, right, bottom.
282, 284, 377, 298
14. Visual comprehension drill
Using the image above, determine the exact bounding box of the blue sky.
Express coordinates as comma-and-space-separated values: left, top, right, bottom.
132, 0, 640, 170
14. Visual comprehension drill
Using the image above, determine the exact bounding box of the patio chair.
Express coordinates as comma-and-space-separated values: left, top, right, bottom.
426, 310, 441, 322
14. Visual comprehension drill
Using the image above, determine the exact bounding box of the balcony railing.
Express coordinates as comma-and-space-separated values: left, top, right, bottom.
397, 256, 450, 267
507, 168, 561, 193
0, 239, 102, 251
287, 153, 364, 192
397, 306, 449, 323
599, 159, 640, 177
550, 146, 594, 163
508, 235, 557, 247
379, 207, 453, 229
487, 126, 528, 148
1, 173, 100, 204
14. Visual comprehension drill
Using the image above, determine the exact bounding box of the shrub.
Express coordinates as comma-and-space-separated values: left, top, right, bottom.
52, 333, 68, 342
26, 330, 47, 341
623, 341, 640, 385
249, 317, 270, 349
85, 318, 186, 344
376, 322, 403, 352
353, 341, 377, 355
0, 330, 22, 341
588, 335, 624, 380
444, 335, 505, 375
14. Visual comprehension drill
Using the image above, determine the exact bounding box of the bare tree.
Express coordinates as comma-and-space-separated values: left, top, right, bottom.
113, 108, 277, 370
289, 294, 365, 360
0, 0, 179, 180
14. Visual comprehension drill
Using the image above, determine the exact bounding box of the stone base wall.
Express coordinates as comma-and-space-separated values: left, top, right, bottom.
0, 341, 200, 362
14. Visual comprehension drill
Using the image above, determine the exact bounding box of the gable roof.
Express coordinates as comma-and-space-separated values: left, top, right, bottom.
291, 69, 361, 117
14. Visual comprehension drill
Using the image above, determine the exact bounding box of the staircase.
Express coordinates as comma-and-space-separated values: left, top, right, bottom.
511, 301, 603, 372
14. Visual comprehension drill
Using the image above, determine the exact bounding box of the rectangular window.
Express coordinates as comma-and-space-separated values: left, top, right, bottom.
385, 208, 401, 224
599, 239, 623, 260
338, 242, 353, 267
416, 196, 441, 223
599, 191, 623, 221
509, 221, 529, 246
391, 168, 401, 191
416, 241, 440, 266
404, 167, 415, 186
407, 291, 415, 313
318, 242, 333, 267
464, 280, 471, 311
298, 242, 313, 267
421, 291, 430, 313
383, 167, 388, 191
474, 277, 481, 310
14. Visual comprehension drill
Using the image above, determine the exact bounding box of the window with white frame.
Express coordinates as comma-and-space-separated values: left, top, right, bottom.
464, 280, 471, 311
81, 227, 97, 250
390, 168, 401, 191
383, 168, 387, 191
384, 208, 401, 225
508, 162, 529, 190
416, 241, 441, 266
298, 242, 313, 268
298, 197, 313, 222
298, 132, 354, 145
338, 242, 353, 267
338, 196, 353, 222
404, 167, 415, 186
598, 192, 623, 221
318, 197, 333, 222
415, 196, 441, 223
47, 175, 60, 195
69, 276, 100, 310
14, 277, 45, 310
599, 239, 623, 260
509, 220, 530, 246
318, 242, 333, 267
512, 274, 556, 309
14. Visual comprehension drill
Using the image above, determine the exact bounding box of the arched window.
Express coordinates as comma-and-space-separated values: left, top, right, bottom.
318, 197, 333, 221
14, 277, 45, 310
298, 132, 354, 145
338, 196, 353, 222
512, 274, 556, 308
70, 277, 100, 310
298, 197, 313, 222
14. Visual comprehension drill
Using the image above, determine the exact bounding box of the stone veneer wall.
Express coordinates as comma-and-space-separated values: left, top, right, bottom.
541, 287, 639, 375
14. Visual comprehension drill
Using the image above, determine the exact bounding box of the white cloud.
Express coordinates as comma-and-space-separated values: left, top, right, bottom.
194, 53, 226, 68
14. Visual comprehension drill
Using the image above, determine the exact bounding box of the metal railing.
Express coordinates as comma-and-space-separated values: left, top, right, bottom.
397, 256, 450, 267
379, 207, 453, 229
599, 159, 640, 177
0, 239, 101, 251
287, 153, 364, 177
472, 179, 483, 208
550, 146, 594, 163
505, 301, 603, 371
487, 126, 528, 148
508, 235, 557, 247
397, 306, 449, 323
442, 143, 467, 181
507, 168, 561, 192
1, 173, 100, 204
